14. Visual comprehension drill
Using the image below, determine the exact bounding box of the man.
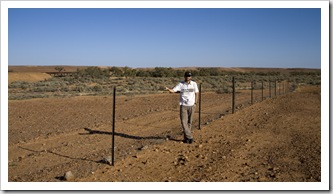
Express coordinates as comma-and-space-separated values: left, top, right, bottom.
165, 71, 199, 144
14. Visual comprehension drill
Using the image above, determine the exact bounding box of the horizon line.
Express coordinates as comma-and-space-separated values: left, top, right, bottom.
8, 64, 321, 70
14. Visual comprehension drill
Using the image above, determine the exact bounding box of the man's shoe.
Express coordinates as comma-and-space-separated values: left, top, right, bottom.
183, 138, 193, 144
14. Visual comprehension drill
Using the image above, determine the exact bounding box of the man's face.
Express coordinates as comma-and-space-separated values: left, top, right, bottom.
184, 76, 191, 82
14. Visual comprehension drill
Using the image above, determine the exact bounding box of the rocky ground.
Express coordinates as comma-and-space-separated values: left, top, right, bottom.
6, 85, 322, 190
78, 85, 321, 183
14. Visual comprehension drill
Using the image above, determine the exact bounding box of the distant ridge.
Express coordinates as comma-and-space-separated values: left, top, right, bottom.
8, 65, 320, 74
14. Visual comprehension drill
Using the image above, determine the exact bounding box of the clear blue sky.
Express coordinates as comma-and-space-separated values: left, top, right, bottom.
8, 8, 321, 68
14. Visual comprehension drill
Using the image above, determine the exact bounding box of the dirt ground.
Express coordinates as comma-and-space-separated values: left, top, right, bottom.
8, 72, 52, 83
7, 83, 321, 186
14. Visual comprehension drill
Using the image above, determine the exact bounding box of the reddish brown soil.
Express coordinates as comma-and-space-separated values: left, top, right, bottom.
8, 85, 321, 184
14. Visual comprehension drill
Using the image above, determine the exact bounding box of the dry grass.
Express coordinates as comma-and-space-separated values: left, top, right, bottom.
7, 66, 320, 100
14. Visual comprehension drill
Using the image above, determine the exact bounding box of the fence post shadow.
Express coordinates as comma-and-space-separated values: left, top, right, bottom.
82, 127, 167, 141
18, 146, 101, 164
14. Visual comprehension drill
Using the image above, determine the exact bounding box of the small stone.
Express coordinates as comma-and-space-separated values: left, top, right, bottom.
64, 171, 74, 181
104, 156, 112, 165
138, 145, 148, 150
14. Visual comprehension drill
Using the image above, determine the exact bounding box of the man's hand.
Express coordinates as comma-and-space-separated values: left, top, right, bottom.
165, 87, 175, 93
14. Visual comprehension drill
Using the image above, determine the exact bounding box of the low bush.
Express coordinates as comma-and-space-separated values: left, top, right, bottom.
8, 67, 321, 100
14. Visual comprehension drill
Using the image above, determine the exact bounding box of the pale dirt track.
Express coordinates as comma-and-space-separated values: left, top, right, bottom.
8, 85, 321, 183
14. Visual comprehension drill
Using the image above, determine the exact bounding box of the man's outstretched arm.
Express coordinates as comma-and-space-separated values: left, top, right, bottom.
165, 87, 176, 93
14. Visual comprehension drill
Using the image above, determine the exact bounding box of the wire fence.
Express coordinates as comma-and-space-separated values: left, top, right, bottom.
109, 77, 293, 166
8, 72, 319, 181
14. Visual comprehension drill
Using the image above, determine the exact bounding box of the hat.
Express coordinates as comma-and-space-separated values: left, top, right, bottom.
184, 72, 192, 77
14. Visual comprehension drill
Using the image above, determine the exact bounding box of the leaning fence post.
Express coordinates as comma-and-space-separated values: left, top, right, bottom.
232, 77, 235, 114
111, 86, 116, 166
198, 83, 202, 130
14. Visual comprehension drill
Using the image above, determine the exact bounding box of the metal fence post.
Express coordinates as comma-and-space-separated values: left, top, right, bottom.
275, 79, 277, 96
283, 81, 285, 95
232, 77, 235, 114
251, 81, 253, 105
198, 83, 202, 130
261, 80, 264, 101
269, 80, 271, 98
111, 86, 116, 166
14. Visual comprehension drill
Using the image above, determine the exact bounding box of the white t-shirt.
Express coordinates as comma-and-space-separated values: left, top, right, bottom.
172, 81, 199, 106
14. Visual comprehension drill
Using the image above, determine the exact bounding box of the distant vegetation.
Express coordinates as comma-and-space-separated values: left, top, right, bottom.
8, 66, 321, 100
100, 66, 286, 78
55, 66, 65, 72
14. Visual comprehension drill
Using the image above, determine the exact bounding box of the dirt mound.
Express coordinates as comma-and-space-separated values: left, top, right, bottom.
8, 72, 51, 83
